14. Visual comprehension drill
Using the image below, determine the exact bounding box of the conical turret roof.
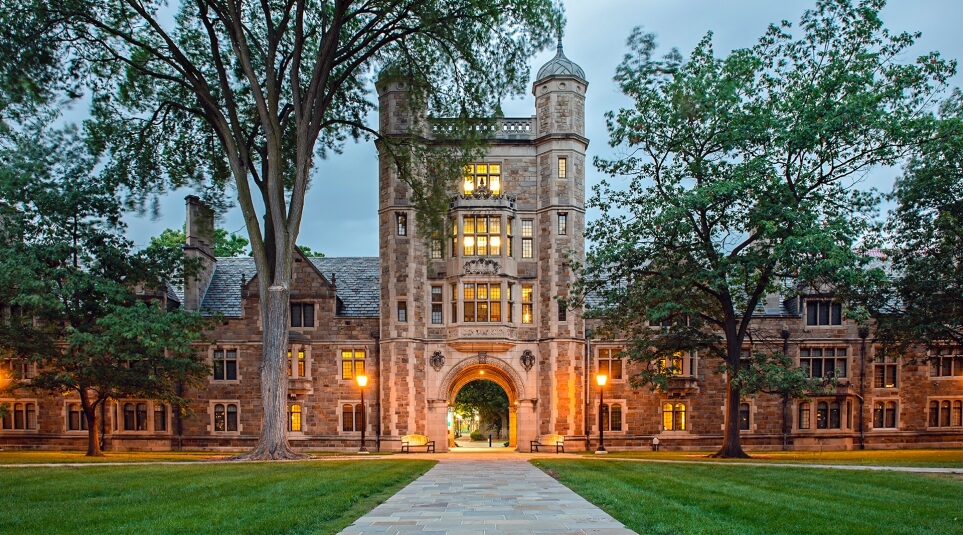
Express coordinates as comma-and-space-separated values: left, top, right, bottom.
535, 39, 586, 82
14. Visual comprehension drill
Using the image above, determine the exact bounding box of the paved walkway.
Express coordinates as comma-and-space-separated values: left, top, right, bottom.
338, 456, 635, 535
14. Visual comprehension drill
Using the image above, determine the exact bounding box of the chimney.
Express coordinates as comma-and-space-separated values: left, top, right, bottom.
183, 195, 217, 311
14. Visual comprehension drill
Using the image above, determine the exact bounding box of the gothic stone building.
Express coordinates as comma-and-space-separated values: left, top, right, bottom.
2, 46, 962, 452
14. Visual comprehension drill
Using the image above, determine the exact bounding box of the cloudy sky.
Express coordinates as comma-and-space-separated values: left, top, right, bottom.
121, 0, 963, 257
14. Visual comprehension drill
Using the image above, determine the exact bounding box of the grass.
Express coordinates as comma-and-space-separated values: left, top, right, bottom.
0, 459, 435, 534
0, 450, 377, 464
583, 449, 963, 468
534, 459, 963, 535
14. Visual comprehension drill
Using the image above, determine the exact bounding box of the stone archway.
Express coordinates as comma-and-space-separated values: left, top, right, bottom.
438, 354, 527, 450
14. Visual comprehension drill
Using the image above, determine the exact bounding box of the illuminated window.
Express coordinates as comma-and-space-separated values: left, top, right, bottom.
739, 403, 751, 430
342, 402, 365, 432
806, 299, 842, 326
287, 348, 307, 378
450, 217, 457, 257
930, 347, 963, 377
450, 283, 458, 323
659, 351, 696, 377
874, 354, 898, 388
396, 212, 408, 236
463, 163, 501, 194
507, 284, 514, 323
289, 404, 302, 432
0, 358, 35, 380
929, 400, 963, 427
213, 403, 239, 432
507, 218, 514, 257
800, 348, 847, 378
521, 220, 533, 258
601, 403, 622, 432
213, 348, 238, 381
341, 349, 366, 380
430, 238, 442, 259
290, 303, 314, 328
521, 285, 533, 324
154, 404, 167, 432
873, 401, 897, 429
598, 348, 622, 381
558, 157, 567, 179
798, 402, 811, 429
662, 402, 686, 431
558, 213, 567, 235
67, 403, 87, 431
463, 283, 501, 322
431, 286, 443, 324
398, 301, 407, 323
463, 215, 501, 256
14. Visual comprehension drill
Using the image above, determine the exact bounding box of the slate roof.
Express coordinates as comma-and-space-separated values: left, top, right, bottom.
199, 256, 379, 318
535, 41, 586, 82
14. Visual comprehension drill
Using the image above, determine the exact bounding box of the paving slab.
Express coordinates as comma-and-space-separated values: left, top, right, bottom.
338, 459, 636, 535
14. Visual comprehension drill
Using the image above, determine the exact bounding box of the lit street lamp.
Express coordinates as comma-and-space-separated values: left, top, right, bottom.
596, 374, 608, 454
356, 374, 369, 454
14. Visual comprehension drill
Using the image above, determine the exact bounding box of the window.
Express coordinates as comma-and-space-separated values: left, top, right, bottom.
430, 238, 442, 259
462, 215, 501, 256
342, 402, 365, 432
558, 213, 567, 235
873, 401, 897, 429
874, 354, 898, 388
558, 157, 567, 179
806, 300, 842, 326
431, 286, 443, 324
396, 212, 407, 236
815, 400, 843, 429
558, 301, 567, 322
450, 283, 458, 323
798, 402, 811, 430
800, 347, 848, 378
463, 163, 501, 194
290, 303, 314, 328
289, 404, 302, 432
507, 284, 514, 323
738, 403, 751, 430
598, 348, 623, 381
521, 220, 533, 258
450, 217, 457, 257
67, 403, 87, 431
1, 401, 37, 430
929, 400, 962, 427
397, 301, 407, 323
154, 404, 167, 432
662, 402, 686, 431
288, 348, 307, 378
214, 403, 239, 432
341, 349, 366, 380
507, 218, 514, 257
521, 285, 533, 324
1, 358, 36, 380
601, 403, 622, 432
213, 349, 238, 381
930, 347, 963, 377
463, 283, 501, 322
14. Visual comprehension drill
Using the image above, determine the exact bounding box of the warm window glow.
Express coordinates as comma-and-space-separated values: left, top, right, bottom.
462, 216, 501, 256
342, 349, 366, 380
463, 163, 502, 194
521, 285, 533, 324
596, 374, 607, 387
463, 283, 502, 322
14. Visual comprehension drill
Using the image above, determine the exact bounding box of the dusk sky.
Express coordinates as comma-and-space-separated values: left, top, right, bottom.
119, 0, 963, 257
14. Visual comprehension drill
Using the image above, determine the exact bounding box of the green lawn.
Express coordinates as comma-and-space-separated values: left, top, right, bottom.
0, 450, 232, 464
0, 459, 435, 535
585, 449, 963, 468
534, 459, 963, 535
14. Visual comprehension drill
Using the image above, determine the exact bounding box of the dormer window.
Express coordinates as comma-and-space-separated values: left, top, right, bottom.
806, 300, 842, 326
463, 163, 501, 195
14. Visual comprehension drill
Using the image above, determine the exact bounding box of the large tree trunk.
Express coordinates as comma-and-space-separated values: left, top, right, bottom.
80, 394, 102, 457
234, 284, 306, 460
714, 377, 750, 458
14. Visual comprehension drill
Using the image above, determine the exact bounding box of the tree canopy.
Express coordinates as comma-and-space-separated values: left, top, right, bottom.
0, 121, 210, 456
454, 380, 509, 437
572, 0, 955, 458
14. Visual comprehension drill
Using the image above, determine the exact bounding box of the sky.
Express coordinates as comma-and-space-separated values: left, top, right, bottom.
119, 0, 963, 256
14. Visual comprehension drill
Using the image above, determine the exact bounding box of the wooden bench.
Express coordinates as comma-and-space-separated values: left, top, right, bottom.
530, 433, 565, 453
401, 434, 435, 453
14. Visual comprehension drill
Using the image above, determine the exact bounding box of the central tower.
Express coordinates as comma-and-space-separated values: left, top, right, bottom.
375, 43, 589, 451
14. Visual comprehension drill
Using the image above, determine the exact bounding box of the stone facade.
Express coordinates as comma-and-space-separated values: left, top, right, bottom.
2, 45, 962, 452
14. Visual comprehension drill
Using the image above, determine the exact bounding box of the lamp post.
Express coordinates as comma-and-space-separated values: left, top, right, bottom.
596, 374, 608, 454
356, 374, 369, 453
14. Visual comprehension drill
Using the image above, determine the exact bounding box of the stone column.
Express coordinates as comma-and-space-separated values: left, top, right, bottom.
427, 399, 450, 452
516, 399, 538, 451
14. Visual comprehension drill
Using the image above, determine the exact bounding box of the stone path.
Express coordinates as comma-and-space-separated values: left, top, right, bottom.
338, 457, 635, 535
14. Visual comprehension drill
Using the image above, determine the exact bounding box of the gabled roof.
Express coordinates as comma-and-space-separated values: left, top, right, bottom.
199, 256, 379, 318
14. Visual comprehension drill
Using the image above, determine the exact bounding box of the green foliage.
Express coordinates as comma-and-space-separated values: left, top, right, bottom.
0, 460, 435, 534
572, 0, 954, 457
469, 430, 484, 441
150, 226, 251, 258
874, 90, 963, 349
0, 120, 210, 455
454, 379, 510, 436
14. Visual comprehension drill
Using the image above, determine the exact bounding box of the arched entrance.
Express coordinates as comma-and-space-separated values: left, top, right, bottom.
449, 378, 514, 450
433, 354, 534, 451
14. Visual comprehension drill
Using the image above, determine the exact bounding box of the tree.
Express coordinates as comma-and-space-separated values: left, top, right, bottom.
875, 91, 963, 348
571, 0, 953, 457
0, 121, 210, 456
151, 227, 250, 257
7, 0, 563, 459
453, 380, 509, 438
